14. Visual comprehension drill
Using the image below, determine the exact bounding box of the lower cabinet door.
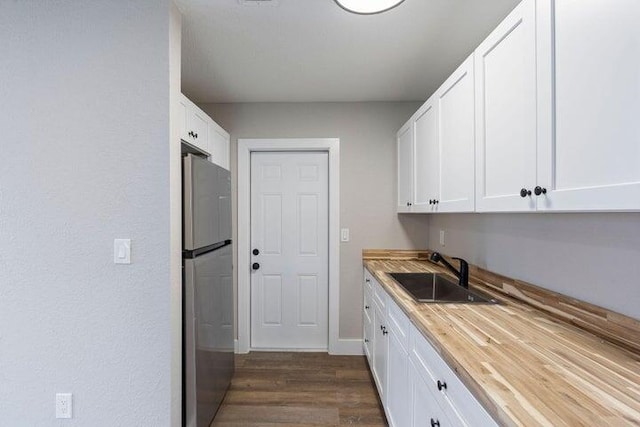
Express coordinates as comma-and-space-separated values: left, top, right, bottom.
410, 359, 455, 427
363, 298, 373, 362
372, 304, 388, 403
386, 330, 410, 427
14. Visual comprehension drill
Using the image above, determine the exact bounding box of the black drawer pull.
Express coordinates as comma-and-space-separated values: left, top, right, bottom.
437, 380, 447, 391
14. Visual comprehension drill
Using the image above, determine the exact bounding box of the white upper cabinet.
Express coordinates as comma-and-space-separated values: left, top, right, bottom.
397, 120, 414, 212
180, 94, 209, 154
536, 0, 640, 211
398, 0, 639, 213
180, 93, 231, 170
405, 54, 475, 214
413, 97, 438, 212
437, 54, 475, 212
208, 120, 230, 171
475, 0, 537, 212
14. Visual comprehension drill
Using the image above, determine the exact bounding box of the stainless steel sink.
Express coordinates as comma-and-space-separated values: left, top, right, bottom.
388, 272, 498, 304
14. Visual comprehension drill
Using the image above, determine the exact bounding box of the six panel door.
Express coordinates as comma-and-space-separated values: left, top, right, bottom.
250, 151, 329, 349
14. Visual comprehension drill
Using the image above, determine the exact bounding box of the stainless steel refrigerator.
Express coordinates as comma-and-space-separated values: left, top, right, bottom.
183, 154, 234, 427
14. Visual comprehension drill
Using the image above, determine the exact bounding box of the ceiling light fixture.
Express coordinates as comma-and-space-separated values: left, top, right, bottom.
333, 0, 406, 15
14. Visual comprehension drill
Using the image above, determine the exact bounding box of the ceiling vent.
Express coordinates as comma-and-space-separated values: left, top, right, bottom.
238, 0, 280, 6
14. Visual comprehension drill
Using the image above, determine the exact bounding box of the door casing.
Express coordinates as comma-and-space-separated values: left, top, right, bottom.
238, 138, 347, 354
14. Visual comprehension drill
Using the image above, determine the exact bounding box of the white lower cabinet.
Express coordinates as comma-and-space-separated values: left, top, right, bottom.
410, 358, 453, 427
363, 275, 373, 359
372, 302, 388, 403
386, 299, 411, 427
363, 268, 497, 426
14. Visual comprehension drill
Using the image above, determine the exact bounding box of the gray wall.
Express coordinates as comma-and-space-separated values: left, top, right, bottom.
200, 102, 430, 339
0, 1, 173, 425
427, 213, 640, 319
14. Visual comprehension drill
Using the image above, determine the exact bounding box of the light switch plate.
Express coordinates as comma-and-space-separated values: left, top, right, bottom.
341, 228, 350, 242
114, 239, 131, 264
56, 393, 72, 419
439, 230, 445, 246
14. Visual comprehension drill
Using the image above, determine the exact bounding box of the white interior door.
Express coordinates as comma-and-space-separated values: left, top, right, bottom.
250, 151, 329, 350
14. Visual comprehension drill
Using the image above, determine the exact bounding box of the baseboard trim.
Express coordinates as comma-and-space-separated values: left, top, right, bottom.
330, 338, 364, 356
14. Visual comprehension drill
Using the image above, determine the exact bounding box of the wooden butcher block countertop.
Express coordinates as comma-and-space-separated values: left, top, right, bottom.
363, 252, 640, 427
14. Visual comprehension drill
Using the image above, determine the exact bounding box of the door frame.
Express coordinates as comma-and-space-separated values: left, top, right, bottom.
237, 138, 340, 354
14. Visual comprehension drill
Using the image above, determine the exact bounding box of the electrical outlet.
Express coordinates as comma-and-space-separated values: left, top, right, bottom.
439, 230, 445, 246
56, 393, 72, 419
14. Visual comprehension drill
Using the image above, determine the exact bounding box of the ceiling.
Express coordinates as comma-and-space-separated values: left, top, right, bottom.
178, 0, 520, 103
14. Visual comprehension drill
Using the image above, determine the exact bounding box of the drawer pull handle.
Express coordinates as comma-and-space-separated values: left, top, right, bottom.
437, 380, 447, 391
430, 419, 440, 427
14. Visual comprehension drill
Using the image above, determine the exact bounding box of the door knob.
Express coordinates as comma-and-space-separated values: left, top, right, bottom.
252, 262, 260, 270
520, 188, 531, 198
252, 248, 260, 256
534, 186, 547, 196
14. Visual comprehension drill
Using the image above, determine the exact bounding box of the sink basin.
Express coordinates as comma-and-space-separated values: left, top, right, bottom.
388, 273, 498, 304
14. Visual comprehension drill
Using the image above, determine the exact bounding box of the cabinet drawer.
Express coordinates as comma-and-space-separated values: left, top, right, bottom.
409, 324, 496, 426
373, 278, 387, 310
364, 288, 373, 326
387, 297, 410, 351
363, 268, 374, 293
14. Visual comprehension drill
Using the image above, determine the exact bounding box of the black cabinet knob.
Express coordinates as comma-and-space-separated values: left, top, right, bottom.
364, 338, 369, 343
534, 186, 547, 196
252, 262, 260, 270
434, 199, 439, 204
520, 188, 531, 198
252, 249, 260, 256
380, 325, 384, 331
194, 133, 198, 139
430, 419, 440, 427
429, 199, 433, 205
365, 278, 370, 283
382, 328, 388, 336
365, 305, 370, 310
437, 380, 447, 391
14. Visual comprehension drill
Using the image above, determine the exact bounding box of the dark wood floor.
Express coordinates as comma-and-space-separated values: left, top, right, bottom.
211, 352, 388, 426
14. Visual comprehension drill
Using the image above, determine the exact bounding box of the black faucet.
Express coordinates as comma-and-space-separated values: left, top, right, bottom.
429, 252, 469, 289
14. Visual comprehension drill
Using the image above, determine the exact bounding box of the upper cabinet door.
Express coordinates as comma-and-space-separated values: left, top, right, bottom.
437, 54, 475, 213
413, 97, 438, 212
536, 0, 640, 211
209, 121, 230, 171
180, 94, 210, 154
397, 122, 414, 212
475, 0, 537, 212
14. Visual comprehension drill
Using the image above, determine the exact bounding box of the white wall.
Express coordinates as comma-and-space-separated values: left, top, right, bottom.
427, 213, 640, 320
200, 102, 430, 339
0, 1, 175, 425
